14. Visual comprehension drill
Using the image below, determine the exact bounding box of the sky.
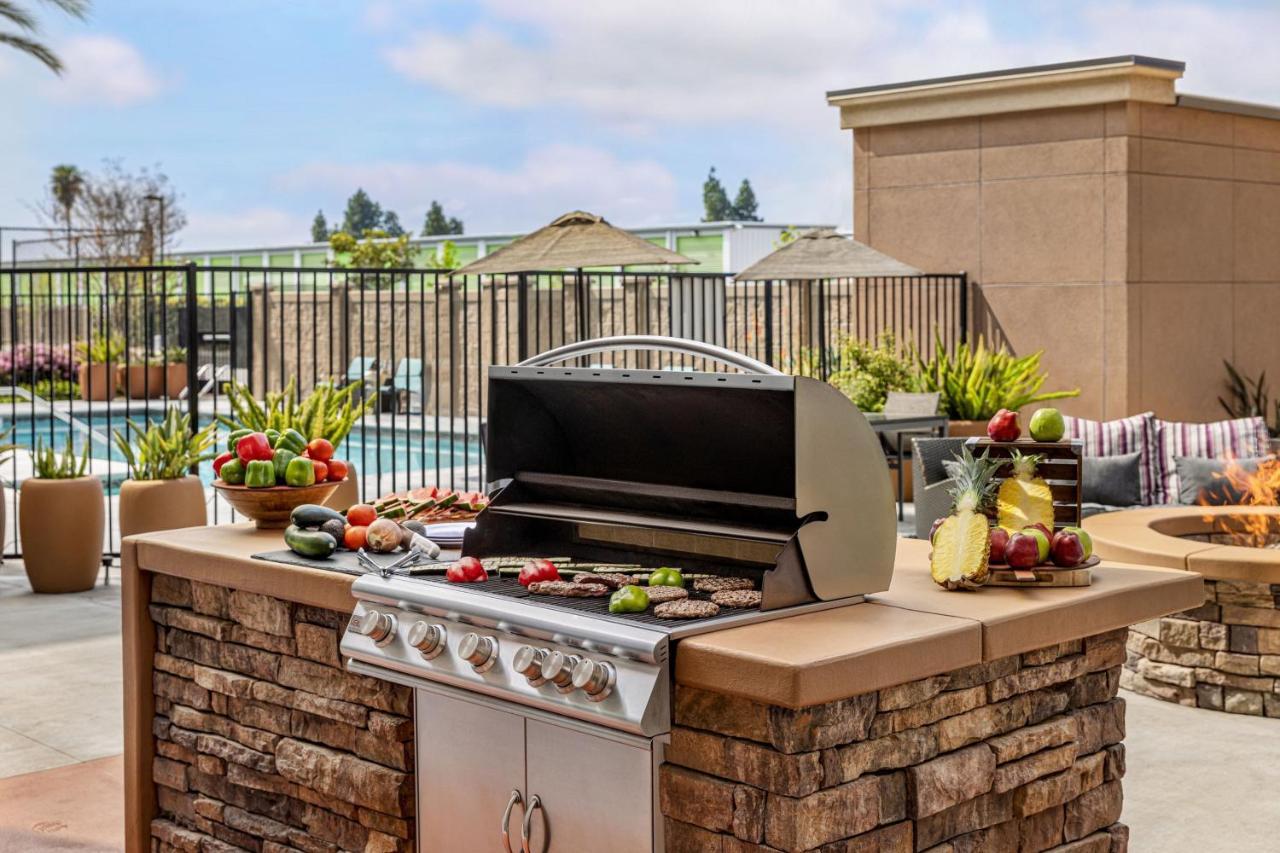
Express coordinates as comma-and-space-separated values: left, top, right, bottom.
2, 0, 1278, 253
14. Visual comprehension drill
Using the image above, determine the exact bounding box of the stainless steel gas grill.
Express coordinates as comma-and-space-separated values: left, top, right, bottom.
340, 337, 896, 853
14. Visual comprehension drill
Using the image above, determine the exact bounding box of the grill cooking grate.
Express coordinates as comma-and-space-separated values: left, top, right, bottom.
413, 575, 757, 631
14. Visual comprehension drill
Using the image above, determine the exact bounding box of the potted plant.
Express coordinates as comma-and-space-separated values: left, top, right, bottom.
113, 408, 216, 537
20, 435, 103, 593
74, 335, 125, 401
164, 345, 189, 398
917, 335, 1079, 436
123, 348, 166, 400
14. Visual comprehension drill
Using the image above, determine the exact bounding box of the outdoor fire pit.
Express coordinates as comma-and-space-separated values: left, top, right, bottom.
1084, 506, 1280, 716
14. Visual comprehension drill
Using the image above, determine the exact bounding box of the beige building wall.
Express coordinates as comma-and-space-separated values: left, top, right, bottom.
834, 58, 1280, 422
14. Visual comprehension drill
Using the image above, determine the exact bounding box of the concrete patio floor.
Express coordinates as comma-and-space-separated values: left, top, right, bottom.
1, 555, 1279, 851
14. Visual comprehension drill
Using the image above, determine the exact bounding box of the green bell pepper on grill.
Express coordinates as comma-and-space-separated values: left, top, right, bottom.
245, 459, 276, 489
284, 455, 316, 487
647, 567, 685, 588
274, 428, 307, 455
608, 584, 649, 614
219, 458, 246, 485
227, 428, 252, 454
272, 449, 298, 484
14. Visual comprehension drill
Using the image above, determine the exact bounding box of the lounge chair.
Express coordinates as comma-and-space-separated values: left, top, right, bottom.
391, 358, 426, 414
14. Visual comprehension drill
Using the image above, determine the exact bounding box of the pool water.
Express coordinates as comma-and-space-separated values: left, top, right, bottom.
0, 412, 481, 493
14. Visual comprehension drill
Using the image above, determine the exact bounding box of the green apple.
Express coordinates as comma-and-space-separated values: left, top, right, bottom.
1029, 408, 1066, 442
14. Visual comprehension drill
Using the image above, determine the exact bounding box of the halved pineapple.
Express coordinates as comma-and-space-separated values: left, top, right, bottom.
996, 450, 1054, 532
931, 447, 1000, 590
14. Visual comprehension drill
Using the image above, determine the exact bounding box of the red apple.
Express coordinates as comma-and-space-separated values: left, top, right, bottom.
987, 408, 1021, 442
1051, 529, 1089, 567
1020, 526, 1051, 562
1005, 531, 1042, 568
1029, 522, 1054, 545
988, 527, 1010, 564
1061, 525, 1093, 559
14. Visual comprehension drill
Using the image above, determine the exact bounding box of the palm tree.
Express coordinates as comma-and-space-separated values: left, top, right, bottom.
50, 163, 84, 254
0, 1, 90, 74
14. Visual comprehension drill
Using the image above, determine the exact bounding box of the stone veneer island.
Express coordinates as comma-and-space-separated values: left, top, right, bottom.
124, 526, 1200, 852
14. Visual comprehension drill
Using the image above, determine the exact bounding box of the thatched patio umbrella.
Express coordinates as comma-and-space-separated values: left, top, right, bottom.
451, 210, 694, 275
734, 228, 919, 280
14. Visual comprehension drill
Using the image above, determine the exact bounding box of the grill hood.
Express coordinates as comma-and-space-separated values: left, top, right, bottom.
466, 349, 896, 609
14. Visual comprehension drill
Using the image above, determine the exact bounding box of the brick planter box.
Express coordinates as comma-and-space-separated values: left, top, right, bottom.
660, 629, 1130, 852
1123, 579, 1280, 716
145, 574, 415, 853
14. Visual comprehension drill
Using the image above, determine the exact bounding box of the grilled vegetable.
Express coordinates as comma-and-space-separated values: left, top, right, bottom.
285, 524, 336, 559
647, 568, 684, 588
290, 503, 345, 528
446, 556, 488, 583
518, 559, 561, 587
930, 447, 1000, 590
245, 459, 276, 489
219, 458, 246, 485
997, 451, 1054, 532
608, 585, 650, 614
284, 456, 316, 487
366, 518, 402, 553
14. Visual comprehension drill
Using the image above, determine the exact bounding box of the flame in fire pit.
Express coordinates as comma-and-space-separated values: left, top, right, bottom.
1199, 456, 1280, 546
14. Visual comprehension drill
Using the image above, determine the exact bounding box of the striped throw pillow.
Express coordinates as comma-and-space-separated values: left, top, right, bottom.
1152, 416, 1271, 505
1062, 412, 1157, 505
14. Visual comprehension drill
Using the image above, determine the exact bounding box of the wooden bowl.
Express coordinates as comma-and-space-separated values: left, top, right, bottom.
213, 479, 341, 529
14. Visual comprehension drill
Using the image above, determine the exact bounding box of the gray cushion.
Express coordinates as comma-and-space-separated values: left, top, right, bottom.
1081, 452, 1143, 507
1174, 455, 1269, 505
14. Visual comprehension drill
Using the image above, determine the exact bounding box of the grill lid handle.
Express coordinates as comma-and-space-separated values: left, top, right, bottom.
517, 335, 782, 376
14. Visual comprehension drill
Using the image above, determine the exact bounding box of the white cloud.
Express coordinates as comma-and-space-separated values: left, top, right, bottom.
47, 35, 165, 106
381, 0, 1280, 132
181, 207, 311, 252
276, 144, 679, 233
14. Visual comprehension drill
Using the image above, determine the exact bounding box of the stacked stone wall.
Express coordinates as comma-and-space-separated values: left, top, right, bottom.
145, 574, 415, 853
660, 629, 1130, 852
1122, 578, 1280, 716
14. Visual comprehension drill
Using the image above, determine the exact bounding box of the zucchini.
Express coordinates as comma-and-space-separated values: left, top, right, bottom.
290, 503, 346, 529
285, 525, 337, 559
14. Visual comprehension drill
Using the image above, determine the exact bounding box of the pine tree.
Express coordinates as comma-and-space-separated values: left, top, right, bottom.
702, 168, 732, 222
423, 200, 464, 236
731, 179, 761, 222
341, 189, 383, 237
382, 210, 405, 237
310, 210, 329, 243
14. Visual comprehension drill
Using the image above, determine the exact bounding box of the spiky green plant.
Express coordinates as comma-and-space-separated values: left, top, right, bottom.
74, 334, 126, 364
112, 407, 217, 480
1219, 360, 1280, 438
214, 377, 373, 450
918, 334, 1079, 421
32, 434, 90, 479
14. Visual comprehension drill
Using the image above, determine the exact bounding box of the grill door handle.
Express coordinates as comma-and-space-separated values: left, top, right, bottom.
516, 334, 783, 376
520, 793, 542, 853
501, 789, 522, 853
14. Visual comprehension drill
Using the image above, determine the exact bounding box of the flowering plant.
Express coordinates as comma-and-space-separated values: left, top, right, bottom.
0, 343, 81, 385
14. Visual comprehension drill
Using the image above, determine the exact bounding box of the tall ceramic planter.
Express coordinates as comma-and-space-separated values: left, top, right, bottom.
20, 476, 104, 593
947, 419, 989, 438
165, 363, 188, 398
119, 475, 206, 538
77, 363, 118, 401
124, 364, 167, 400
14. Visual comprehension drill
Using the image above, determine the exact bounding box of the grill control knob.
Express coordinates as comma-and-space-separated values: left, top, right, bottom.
513, 645, 549, 686
353, 610, 396, 646
541, 651, 581, 693
407, 621, 447, 660
571, 659, 616, 702
458, 632, 498, 673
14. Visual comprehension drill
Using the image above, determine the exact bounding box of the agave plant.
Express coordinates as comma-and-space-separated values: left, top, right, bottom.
215, 377, 372, 450
918, 334, 1079, 421
32, 434, 91, 479
1219, 360, 1280, 438
112, 407, 218, 480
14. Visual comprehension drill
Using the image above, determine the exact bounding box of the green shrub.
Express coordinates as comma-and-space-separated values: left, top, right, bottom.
75, 334, 126, 364
113, 407, 218, 480
827, 333, 920, 412
918, 334, 1079, 420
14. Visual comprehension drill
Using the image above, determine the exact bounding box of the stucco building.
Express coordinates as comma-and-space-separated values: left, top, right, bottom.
828, 55, 1280, 421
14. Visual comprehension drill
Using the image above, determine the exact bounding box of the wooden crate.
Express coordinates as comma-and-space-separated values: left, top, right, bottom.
964, 437, 1083, 528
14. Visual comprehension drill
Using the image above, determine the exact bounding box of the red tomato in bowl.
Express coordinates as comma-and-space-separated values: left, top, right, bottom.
307, 438, 334, 462
327, 459, 349, 482
311, 460, 329, 483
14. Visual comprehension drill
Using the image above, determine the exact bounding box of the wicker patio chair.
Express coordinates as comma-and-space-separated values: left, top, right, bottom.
911, 436, 971, 539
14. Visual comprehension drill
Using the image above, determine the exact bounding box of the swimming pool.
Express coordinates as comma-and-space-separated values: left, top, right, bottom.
0, 412, 482, 493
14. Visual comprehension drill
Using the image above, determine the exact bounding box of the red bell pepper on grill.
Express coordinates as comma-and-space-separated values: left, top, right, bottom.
212, 451, 235, 477
517, 559, 560, 587
446, 556, 488, 583
235, 432, 274, 464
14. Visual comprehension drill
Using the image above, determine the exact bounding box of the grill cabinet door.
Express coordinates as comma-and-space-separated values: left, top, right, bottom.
524, 719, 656, 852
415, 689, 526, 853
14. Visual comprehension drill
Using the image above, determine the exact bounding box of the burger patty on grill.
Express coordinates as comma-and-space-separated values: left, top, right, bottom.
692, 577, 755, 593
643, 586, 689, 604
528, 581, 609, 597
710, 590, 762, 608
574, 572, 631, 590
654, 599, 721, 619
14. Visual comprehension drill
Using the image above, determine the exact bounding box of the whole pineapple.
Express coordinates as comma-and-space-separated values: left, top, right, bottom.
997, 451, 1054, 532
931, 448, 1000, 590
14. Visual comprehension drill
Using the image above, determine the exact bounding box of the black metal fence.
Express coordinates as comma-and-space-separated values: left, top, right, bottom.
0, 264, 967, 561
